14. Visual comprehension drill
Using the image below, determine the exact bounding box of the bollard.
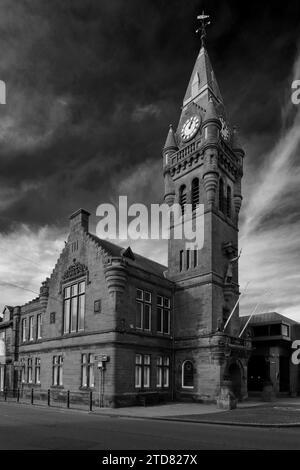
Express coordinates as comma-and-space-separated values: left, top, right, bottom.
47, 389, 50, 407
89, 391, 93, 412
17, 388, 20, 403
31, 388, 34, 405
67, 390, 70, 409
4, 388, 7, 401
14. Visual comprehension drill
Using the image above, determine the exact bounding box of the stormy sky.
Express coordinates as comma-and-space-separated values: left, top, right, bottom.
1, 0, 300, 321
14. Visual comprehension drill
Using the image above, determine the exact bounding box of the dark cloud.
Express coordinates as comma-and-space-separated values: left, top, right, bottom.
0, 0, 299, 230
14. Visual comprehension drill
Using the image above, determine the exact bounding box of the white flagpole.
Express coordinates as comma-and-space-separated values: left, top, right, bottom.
223, 281, 250, 332
239, 290, 272, 338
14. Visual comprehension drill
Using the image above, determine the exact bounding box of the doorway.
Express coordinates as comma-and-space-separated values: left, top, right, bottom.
248, 356, 267, 391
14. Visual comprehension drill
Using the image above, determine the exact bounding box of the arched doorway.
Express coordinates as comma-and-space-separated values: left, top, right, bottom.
248, 356, 267, 391
228, 362, 242, 399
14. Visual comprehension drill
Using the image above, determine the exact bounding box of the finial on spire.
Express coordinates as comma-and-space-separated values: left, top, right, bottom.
196, 11, 211, 48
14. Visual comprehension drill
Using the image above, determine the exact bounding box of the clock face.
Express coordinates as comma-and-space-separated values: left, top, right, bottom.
181, 115, 201, 142
219, 116, 230, 141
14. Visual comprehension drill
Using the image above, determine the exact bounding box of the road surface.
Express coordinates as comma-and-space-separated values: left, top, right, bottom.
0, 402, 300, 450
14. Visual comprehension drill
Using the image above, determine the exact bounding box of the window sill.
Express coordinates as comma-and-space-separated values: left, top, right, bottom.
79, 386, 95, 391
50, 385, 64, 389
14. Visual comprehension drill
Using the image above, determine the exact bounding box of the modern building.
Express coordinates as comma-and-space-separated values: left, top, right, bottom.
0, 29, 299, 406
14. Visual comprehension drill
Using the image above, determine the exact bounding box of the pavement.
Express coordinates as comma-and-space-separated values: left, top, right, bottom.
90, 396, 300, 427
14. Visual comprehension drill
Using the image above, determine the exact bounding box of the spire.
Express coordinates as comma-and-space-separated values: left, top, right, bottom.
183, 12, 223, 110
183, 46, 223, 109
163, 124, 178, 152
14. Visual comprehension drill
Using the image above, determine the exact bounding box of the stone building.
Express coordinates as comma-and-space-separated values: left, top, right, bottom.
0, 36, 299, 405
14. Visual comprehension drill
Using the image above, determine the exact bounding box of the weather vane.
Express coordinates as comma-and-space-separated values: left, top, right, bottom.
196, 11, 211, 48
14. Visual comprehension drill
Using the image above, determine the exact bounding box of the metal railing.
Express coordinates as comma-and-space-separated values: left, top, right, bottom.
0, 388, 94, 411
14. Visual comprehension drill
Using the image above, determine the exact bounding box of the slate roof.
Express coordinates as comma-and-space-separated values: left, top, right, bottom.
89, 234, 169, 280
240, 311, 299, 328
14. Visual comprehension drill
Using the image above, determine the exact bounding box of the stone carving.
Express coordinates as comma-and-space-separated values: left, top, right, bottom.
63, 259, 88, 282
224, 249, 241, 284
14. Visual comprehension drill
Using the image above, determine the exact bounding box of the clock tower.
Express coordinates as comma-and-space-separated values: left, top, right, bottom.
163, 15, 250, 402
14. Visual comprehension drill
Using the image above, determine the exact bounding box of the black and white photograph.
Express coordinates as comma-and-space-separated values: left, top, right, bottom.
0, 0, 300, 455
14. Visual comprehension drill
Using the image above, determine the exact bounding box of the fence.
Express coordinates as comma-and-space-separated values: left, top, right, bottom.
0, 388, 94, 412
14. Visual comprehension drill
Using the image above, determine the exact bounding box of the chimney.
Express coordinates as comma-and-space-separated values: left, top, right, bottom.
69, 208, 90, 233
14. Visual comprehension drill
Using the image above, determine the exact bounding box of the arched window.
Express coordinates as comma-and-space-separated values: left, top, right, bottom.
226, 185, 231, 218
182, 360, 194, 388
191, 178, 200, 212
219, 178, 224, 213
179, 185, 187, 215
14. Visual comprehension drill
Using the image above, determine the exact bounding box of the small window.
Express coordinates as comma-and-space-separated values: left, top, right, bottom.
136, 289, 143, 301
94, 300, 101, 314
182, 360, 194, 388
282, 324, 290, 337
50, 312, 56, 324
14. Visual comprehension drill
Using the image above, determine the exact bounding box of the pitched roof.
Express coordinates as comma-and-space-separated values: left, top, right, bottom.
240, 311, 299, 328
163, 125, 178, 150
183, 46, 223, 108
89, 234, 169, 279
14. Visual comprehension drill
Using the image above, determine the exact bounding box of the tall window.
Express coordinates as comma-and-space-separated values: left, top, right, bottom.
179, 250, 184, 272
81, 354, 95, 388
186, 249, 190, 270
157, 296, 171, 335
179, 185, 187, 215
191, 178, 200, 212
182, 360, 194, 388
27, 358, 33, 383
193, 249, 198, 268
219, 178, 224, 213
37, 314, 42, 339
29, 316, 34, 341
136, 289, 151, 331
35, 358, 41, 384
21, 358, 26, 384
156, 356, 170, 388
135, 354, 150, 389
226, 185, 231, 218
63, 281, 86, 334
21, 318, 27, 342
52, 355, 63, 386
